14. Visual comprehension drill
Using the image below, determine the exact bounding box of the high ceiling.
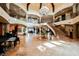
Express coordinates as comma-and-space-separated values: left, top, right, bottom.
27, 3, 54, 12
17, 3, 73, 12
0, 3, 73, 19
15, 3, 73, 12
25, 3, 73, 18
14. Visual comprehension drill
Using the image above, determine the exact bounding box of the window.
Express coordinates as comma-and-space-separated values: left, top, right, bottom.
62, 14, 66, 20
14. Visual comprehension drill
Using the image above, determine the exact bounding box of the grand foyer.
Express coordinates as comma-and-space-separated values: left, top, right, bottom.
0, 3, 79, 56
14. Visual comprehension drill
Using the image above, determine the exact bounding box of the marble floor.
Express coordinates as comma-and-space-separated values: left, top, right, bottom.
5, 34, 79, 56
4, 27, 79, 56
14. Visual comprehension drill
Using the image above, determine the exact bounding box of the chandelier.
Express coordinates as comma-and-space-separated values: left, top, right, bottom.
39, 6, 49, 16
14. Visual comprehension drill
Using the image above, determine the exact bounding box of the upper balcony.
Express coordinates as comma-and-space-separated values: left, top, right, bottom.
0, 6, 26, 27
0, 3, 26, 21
53, 3, 79, 24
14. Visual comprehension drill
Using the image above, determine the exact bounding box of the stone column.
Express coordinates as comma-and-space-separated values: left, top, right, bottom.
39, 26, 42, 40
26, 13, 28, 22
59, 16, 62, 21
6, 24, 10, 33
2, 24, 9, 35
73, 24, 77, 39
40, 17, 41, 23
26, 14, 28, 34
66, 13, 70, 20
35, 27, 37, 35
77, 4, 79, 15
2, 24, 4, 35
53, 15, 55, 23
73, 4, 76, 13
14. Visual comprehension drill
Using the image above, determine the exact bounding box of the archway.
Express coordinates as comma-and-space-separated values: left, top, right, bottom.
27, 3, 55, 12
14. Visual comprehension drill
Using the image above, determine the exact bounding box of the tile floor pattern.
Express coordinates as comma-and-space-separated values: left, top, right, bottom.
5, 35, 79, 56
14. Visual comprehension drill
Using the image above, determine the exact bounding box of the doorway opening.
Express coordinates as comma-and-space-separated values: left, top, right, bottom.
70, 32, 73, 38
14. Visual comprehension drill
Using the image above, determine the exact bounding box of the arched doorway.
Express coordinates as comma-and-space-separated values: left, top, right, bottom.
70, 32, 73, 38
